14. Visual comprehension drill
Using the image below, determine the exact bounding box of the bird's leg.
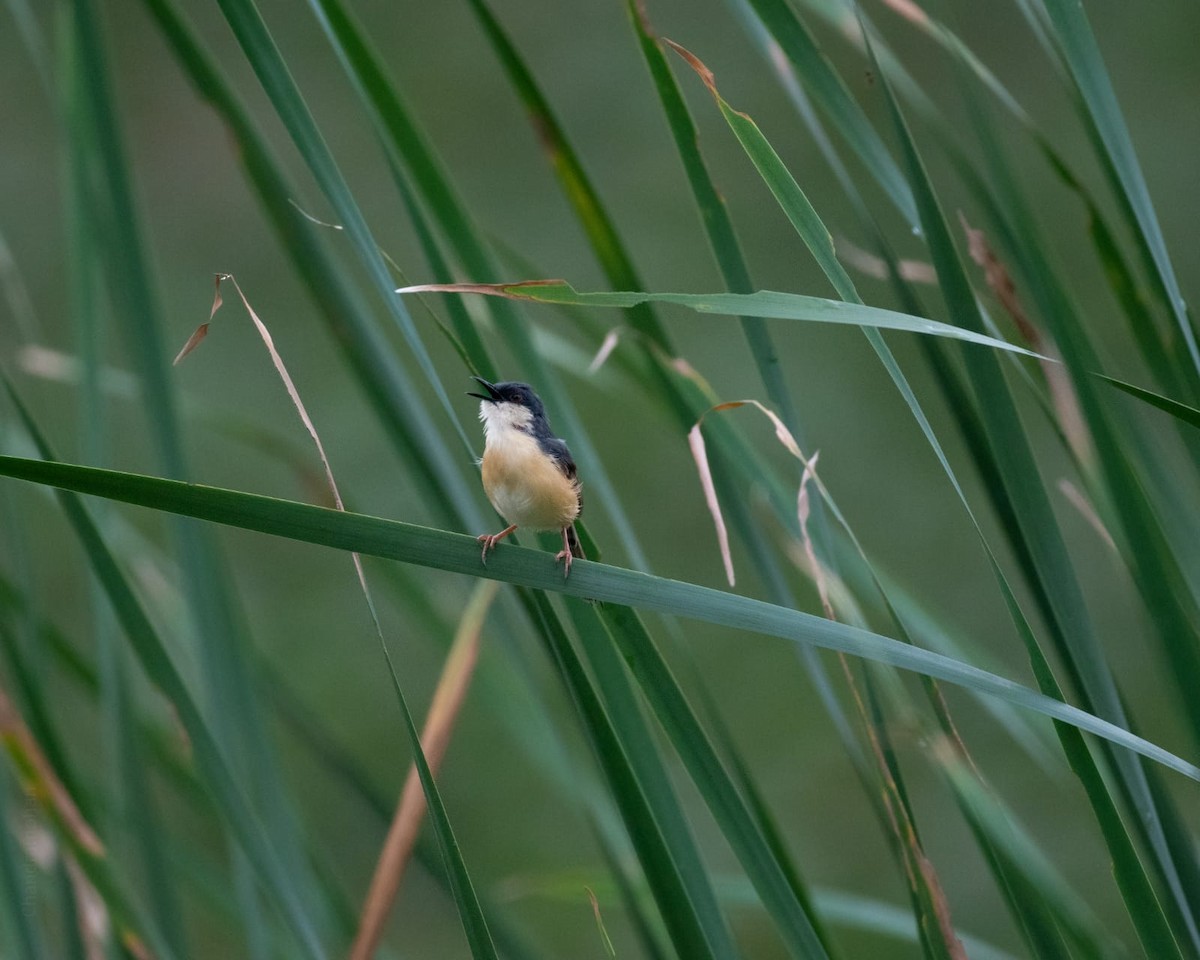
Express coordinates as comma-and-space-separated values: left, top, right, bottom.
477, 524, 517, 565
554, 527, 573, 579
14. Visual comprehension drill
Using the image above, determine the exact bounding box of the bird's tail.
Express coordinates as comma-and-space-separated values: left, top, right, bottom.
566, 523, 585, 560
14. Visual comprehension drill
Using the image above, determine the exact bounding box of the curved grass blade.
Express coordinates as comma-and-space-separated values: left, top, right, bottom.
397, 281, 1040, 357
2, 454, 1198, 785
627, 0, 799, 436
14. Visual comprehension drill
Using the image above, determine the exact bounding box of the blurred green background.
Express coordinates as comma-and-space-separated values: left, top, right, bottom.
2, 0, 1199, 956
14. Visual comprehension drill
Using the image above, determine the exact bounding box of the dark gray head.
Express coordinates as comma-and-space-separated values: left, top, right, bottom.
469, 377, 554, 437
468, 378, 547, 418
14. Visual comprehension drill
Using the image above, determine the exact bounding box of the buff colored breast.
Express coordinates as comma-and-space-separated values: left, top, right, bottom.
481, 430, 580, 530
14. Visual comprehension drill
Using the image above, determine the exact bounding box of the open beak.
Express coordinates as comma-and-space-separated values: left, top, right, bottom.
467, 376, 502, 403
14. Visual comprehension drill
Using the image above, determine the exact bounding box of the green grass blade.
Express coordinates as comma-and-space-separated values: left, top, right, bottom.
1039, 0, 1200, 380
213, 0, 474, 457
60, 12, 188, 950
67, 0, 331, 946
462, 0, 670, 349
400, 281, 1040, 356
567, 598, 741, 959
735, 0, 917, 227
377, 646, 501, 960
627, 2, 800, 436
1096, 375, 1200, 431
3, 454, 1195, 771
528, 592, 727, 960
866, 36, 1187, 958
594, 603, 831, 960
139, 0, 480, 529
1, 383, 328, 959
0, 766, 42, 960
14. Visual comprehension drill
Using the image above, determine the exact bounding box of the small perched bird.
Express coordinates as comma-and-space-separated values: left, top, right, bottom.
469, 377, 585, 577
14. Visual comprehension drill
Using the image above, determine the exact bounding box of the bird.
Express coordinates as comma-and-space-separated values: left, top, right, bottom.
468, 377, 585, 578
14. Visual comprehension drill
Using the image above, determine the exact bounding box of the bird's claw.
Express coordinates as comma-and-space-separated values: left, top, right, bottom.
477, 533, 495, 566
555, 549, 572, 579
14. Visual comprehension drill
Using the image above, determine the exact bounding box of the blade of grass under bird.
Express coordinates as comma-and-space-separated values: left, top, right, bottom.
3, 456, 1200, 783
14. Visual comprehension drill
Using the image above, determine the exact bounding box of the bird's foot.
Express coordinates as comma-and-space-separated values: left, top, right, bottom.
476, 525, 517, 566
554, 548, 573, 579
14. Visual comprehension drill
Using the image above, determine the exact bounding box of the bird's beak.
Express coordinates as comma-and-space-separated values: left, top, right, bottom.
467, 376, 502, 403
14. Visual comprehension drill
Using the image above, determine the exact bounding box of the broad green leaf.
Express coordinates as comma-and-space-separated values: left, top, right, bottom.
398, 281, 1041, 357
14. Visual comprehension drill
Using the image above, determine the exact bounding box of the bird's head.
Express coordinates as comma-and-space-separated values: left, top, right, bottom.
468, 377, 546, 434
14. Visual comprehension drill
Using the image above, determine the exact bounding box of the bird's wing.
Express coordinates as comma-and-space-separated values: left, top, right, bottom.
539, 436, 582, 510
540, 436, 585, 558
538, 436, 579, 486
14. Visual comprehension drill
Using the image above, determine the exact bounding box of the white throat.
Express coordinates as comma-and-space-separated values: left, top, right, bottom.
479, 400, 533, 445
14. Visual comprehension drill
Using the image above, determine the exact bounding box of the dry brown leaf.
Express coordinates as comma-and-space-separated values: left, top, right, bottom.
687, 423, 735, 586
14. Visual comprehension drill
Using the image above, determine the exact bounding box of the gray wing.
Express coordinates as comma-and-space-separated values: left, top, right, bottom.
538, 436, 579, 488
539, 435, 585, 559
